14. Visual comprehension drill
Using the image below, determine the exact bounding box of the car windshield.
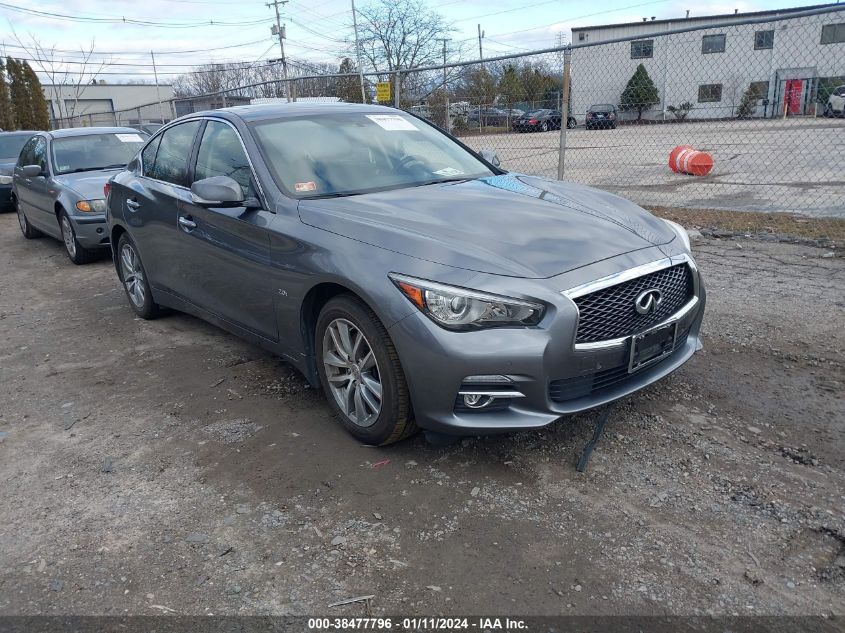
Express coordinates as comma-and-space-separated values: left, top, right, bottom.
589, 104, 615, 112
527, 110, 550, 117
0, 133, 34, 161
51, 132, 147, 175
250, 112, 495, 199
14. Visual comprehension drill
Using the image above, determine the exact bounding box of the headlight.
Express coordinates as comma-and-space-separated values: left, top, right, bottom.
0, 175, 12, 185
662, 219, 691, 252
76, 199, 107, 213
390, 274, 544, 330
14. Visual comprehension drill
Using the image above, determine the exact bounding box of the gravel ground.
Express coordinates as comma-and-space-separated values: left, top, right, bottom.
461, 117, 845, 217
0, 211, 843, 617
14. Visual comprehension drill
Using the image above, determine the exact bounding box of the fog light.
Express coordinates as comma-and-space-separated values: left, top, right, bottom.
463, 394, 493, 409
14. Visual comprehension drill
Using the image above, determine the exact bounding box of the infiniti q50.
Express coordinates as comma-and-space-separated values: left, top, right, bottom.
106, 103, 705, 445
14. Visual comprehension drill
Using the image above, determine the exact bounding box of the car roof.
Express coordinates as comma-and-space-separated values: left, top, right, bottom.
46, 127, 145, 139
189, 102, 403, 123
0, 130, 40, 136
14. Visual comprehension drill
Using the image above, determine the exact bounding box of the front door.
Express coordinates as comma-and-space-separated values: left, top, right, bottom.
176, 119, 278, 341
784, 79, 804, 115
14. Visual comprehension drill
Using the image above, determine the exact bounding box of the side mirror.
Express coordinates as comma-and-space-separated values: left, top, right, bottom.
190, 176, 245, 207
479, 149, 501, 168
21, 164, 43, 178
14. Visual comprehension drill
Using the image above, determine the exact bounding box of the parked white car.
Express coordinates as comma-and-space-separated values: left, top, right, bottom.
824, 85, 845, 117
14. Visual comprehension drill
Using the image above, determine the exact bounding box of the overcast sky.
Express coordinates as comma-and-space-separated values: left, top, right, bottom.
0, 0, 827, 83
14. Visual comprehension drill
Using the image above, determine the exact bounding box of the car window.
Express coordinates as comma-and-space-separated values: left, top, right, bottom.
32, 137, 48, 172
194, 121, 256, 197
251, 112, 494, 199
17, 136, 38, 167
0, 133, 34, 161
52, 133, 147, 175
150, 121, 202, 187
141, 135, 162, 178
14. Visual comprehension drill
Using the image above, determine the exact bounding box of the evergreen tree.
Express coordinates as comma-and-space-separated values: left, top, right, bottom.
619, 63, 659, 121
22, 61, 50, 129
7, 58, 33, 130
337, 58, 365, 104
0, 59, 15, 130
497, 65, 521, 112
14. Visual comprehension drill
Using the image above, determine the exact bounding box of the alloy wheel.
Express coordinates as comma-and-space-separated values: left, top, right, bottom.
322, 318, 383, 427
61, 216, 77, 258
120, 242, 146, 308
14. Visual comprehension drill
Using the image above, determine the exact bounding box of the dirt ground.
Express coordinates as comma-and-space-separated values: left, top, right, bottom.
0, 211, 843, 617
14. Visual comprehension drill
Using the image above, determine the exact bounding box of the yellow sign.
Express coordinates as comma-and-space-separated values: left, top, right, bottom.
376, 81, 392, 103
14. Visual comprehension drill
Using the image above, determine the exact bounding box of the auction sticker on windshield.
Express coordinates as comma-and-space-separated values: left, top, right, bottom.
115, 134, 144, 143
434, 167, 464, 177
365, 115, 417, 131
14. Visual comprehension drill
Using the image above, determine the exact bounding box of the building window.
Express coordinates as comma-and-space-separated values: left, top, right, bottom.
820, 23, 845, 44
754, 30, 774, 49
749, 81, 769, 99
630, 39, 654, 59
702, 34, 726, 54
578, 32, 587, 41
698, 84, 723, 103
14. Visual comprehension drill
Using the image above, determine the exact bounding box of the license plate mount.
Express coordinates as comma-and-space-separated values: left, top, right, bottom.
629, 322, 678, 373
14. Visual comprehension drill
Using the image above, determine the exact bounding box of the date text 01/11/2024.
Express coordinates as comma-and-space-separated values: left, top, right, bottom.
306, 617, 528, 630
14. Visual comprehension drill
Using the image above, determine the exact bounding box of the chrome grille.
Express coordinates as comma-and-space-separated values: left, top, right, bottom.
572, 264, 693, 344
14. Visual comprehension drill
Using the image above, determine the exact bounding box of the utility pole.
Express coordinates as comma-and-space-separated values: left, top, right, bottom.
477, 24, 484, 61
267, 0, 291, 102
150, 51, 166, 124
350, 0, 367, 103
437, 37, 450, 133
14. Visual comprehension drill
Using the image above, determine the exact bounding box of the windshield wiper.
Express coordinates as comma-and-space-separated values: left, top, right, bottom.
65, 164, 126, 173
308, 191, 367, 200
411, 177, 473, 188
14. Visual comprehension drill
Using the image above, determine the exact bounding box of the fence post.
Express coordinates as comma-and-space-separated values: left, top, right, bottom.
557, 47, 571, 181
291, 78, 298, 102
394, 71, 401, 108
136, 107, 142, 126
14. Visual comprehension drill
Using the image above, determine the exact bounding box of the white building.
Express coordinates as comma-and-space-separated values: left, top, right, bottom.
42, 82, 176, 127
569, 3, 845, 120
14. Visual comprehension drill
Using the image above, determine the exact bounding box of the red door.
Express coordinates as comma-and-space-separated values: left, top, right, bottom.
784, 79, 804, 115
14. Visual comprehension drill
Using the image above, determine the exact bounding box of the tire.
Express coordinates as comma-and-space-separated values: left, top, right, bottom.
567, 117, 576, 129
116, 233, 162, 319
316, 294, 416, 445
16, 197, 42, 239
59, 211, 98, 264
823, 104, 833, 118
541, 121, 549, 132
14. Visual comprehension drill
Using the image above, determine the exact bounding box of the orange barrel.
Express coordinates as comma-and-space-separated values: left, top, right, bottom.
668, 145, 692, 173
669, 145, 714, 177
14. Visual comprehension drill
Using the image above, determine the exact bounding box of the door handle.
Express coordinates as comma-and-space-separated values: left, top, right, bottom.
178, 216, 197, 230
126, 198, 140, 210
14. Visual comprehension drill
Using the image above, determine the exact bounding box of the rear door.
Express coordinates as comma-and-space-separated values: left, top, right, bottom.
176, 119, 277, 340
123, 120, 203, 295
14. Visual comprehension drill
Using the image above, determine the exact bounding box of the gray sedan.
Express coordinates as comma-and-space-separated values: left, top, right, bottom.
106, 103, 705, 445
13, 127, 147, 264
0, 131, 37, 212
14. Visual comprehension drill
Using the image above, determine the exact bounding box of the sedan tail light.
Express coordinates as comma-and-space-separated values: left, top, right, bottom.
529, 118, 538, 124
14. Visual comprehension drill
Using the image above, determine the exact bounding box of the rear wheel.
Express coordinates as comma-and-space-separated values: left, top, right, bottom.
117, 233, 162, 319
823, 104, 833, 117
60, 211, 97, 264
16, 197, 42, 239
317, 295, 416, 445
541, 121, 549, 132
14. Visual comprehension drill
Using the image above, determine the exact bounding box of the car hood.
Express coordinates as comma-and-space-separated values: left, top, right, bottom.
298, 173, 675, 279
53, 170, 118, 200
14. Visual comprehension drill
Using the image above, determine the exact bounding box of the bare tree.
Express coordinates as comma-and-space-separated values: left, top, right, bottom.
12, 32, 112, 124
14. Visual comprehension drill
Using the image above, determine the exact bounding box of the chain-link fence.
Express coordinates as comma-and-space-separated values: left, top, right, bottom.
50, 4, 845, 216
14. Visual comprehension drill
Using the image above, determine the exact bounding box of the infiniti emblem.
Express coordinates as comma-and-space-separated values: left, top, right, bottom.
634, 288, 663, 315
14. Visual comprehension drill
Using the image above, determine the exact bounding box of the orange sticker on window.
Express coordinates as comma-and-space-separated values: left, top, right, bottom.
295, 181, 317, 192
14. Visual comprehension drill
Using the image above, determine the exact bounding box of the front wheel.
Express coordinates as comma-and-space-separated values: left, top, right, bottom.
316, 295, 416, 445
60, 211, 97, 264
541, 121, 549, 132
117, 233, 162, 319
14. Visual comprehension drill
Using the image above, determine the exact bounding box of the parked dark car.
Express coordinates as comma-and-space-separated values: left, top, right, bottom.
512, 109, 574, 132
106, 103, 704, 446
586, 104, 618, 129
0, 131, 38, 212
13, 127, 148, 263
467, 107, 508, 126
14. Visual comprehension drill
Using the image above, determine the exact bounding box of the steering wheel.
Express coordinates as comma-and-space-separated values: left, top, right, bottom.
399, 155, 426, 172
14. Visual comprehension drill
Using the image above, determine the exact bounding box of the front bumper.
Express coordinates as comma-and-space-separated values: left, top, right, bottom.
0, 185, 12, 211
70, 213, 110, 248
388, 256, 706, 435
